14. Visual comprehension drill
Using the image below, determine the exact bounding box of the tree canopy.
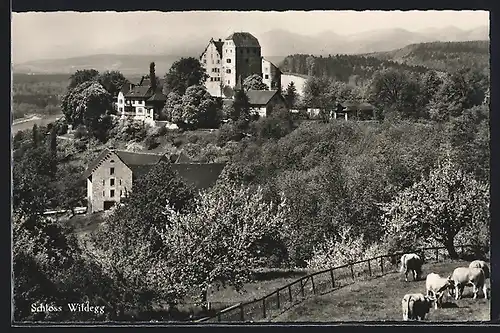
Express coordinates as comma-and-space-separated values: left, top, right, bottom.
164, 57, 209, 95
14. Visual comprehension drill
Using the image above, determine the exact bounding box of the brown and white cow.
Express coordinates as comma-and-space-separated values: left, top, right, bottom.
425, 273, 454, 309
402, 293, 434, 321
448, 267, 487, 300
400, 253, 423, 282
469, 260, 490, 279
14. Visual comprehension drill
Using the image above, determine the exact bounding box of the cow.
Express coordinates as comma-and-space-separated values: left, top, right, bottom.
469, 260, 490, 279
401, 293, 434, 321
400, 253, 423, 282
425, 273, 454, 309
448, 267, 487, 300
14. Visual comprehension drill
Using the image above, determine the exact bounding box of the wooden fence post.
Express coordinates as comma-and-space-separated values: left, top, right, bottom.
368, 259, 372, 277
330, 269, 335, 288
262, 298, 266, 318
350, 264, 355, 281
311, 275, 316, 294
380, 256, 384, 275
300, 278, 305, 298
276, 290, 280, 309
435, 248, 439, 262
240, 304, 244, 321
288, 285, 292, 303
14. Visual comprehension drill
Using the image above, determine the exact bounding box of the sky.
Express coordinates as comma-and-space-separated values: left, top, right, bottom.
12, 10, 489, 63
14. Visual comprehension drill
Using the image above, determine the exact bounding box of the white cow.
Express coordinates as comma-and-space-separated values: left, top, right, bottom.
400, 253, 423, 282
448, 267, 487, 300
401, 293, 434, 321
469, 260, 490, 279
425, 273, 454, 309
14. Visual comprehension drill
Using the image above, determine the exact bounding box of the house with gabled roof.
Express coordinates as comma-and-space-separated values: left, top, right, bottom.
83, 149, 226, 213
116, 75, 167, 126
246, 89, 289, 118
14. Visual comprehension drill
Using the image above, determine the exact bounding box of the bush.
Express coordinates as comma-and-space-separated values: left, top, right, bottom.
217, 122, 244, 146
157, 125, 168, 137
144, 135, 160, 150
73, 125, 89, 140
186, 133, 200, 144
57, 123, 69, 135
73, 139, 88, 152
172, 137, 184, 148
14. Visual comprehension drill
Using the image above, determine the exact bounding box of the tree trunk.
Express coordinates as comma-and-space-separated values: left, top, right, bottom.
445, 237, 459, 260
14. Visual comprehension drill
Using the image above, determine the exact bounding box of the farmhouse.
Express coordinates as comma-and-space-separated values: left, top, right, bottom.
333, 102, 375, 121
246, 89, 289, 118
83, 149, 226, 213
200, 32, 281, 97
116, 77, 167, 126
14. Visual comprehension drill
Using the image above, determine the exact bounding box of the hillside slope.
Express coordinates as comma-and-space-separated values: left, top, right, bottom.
272, 260, 490, 322
365, 40, 489, 74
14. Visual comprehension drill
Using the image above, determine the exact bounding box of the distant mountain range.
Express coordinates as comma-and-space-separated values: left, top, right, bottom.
13, 25, 488, 75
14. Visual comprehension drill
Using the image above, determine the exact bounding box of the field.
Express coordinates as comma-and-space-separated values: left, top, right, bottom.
271, 260, 490, 322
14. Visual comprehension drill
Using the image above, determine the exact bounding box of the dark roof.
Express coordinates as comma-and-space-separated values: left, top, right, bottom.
147, 92, 167, 102
140, 77, 151, 86
171, 163, 226, 190
226, 32, 260, 47
120, 83, 133, 94
83, 149, 225, 191
358, 102, 375, 111
115, 150, 167, 166
214, 40, 224, 57
125, 85, 153, 98
175, 151, 193, 163
247, 90, 279, 106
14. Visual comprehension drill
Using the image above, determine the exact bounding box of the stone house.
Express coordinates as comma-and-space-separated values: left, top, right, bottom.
201, 32, 281, 97
82, 149, 226, 213
246, 89, 289, 118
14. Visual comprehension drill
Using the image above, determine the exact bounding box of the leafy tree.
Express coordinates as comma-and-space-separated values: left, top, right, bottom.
156, 184, 290, 307
68, 69, 99, 90
230, 89, 251, 125
98, 70, 128, 97
13, 146, 57, 217
169, 85, 222, 130
284, 82, 298, 108
61, 81, 113, 138
302, 76, 330, 109
243, 74, 269, 91
381, 158, 489, 259
429, 68, 487, 121
164, 57, 209, 95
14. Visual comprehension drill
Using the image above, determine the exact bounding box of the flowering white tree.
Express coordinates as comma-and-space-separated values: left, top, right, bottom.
156, 183, 290, 307
381, 158, 489, 259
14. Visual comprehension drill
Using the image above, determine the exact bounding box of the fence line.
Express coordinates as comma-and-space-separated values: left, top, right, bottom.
195, 244, 478, 323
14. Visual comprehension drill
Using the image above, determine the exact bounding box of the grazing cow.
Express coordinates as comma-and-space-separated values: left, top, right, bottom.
448, 267, 487, 300
425, 273, 454, 309
469, 260, 490, 279
400, 253, 423, 282
401, 293, 434, 321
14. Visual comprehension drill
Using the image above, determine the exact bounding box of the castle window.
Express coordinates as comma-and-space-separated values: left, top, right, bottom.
203, 60, 206, 64
110, 167, 115, 175
226, 69, 231, 74
102, 180, 105, 186
226, 59, 231, 63
119, 179, 122, 185
110, 178, 115, 186
110, 190, 115, 198
217, 60, 220, 64
110, 159, 115, 163
103, 191, 105, 197
265, 74, 269, 79
120, 190, 123, 197
228, 80, 231, 85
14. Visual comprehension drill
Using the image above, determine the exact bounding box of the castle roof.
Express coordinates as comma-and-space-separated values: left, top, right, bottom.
226, 32, 261, 48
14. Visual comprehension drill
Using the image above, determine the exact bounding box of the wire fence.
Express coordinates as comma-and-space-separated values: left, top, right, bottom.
195, 244, 479, 323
